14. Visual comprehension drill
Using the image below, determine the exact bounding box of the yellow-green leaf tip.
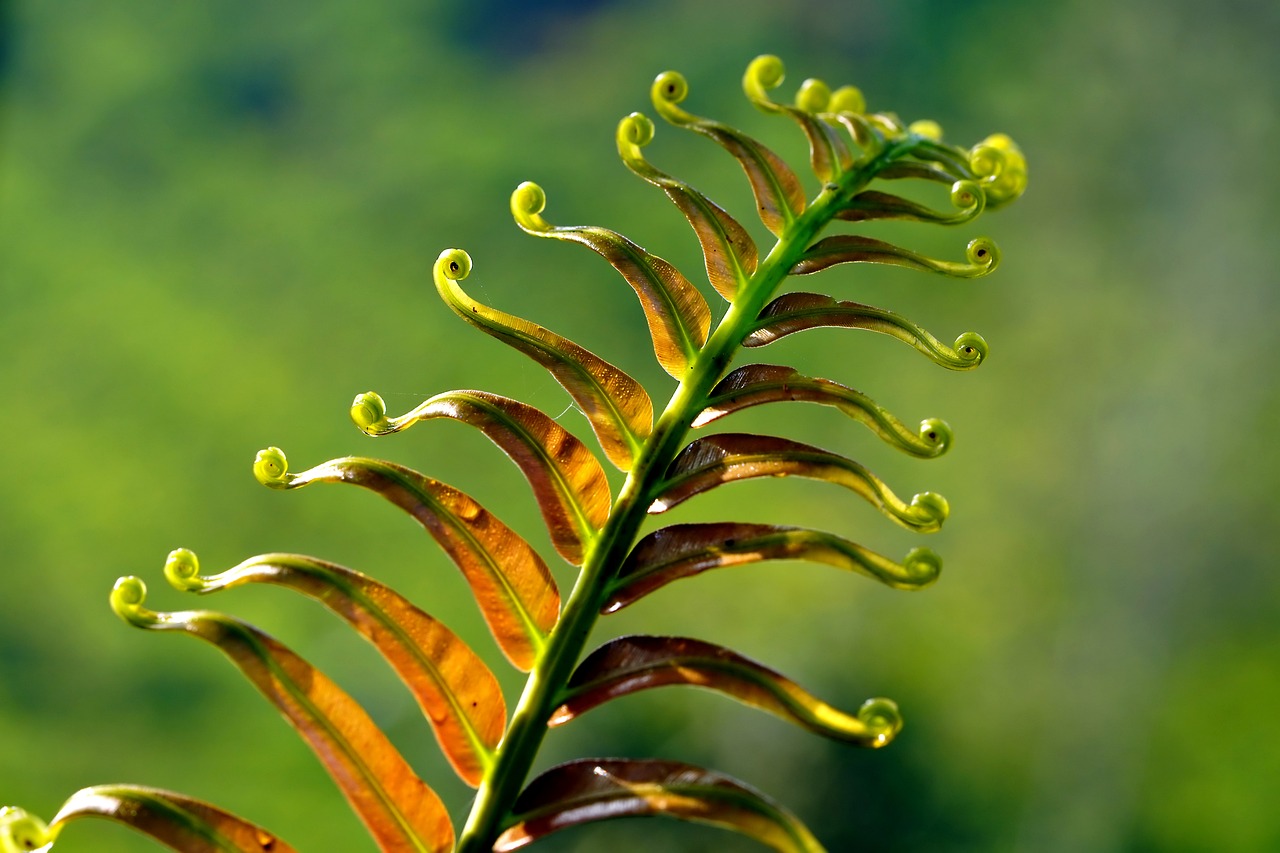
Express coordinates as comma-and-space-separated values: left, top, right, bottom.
0, 806, 52, 853
651, 70, 688, 107
908, 119, 943, 141
903, 547, 943, 587
110, 576, 154, 627
971, 133, 1027, 207
436, 248, 472, 281
910, 491, 950, 528
164, 548, 202, 592
856, 698, 904, 747
795, 78, 832, 113
918, 418, 954, 455
253, 446, 290, 486
954, 331, 989, 366
830, 84, 866, 114
617, 112, 655, 148
510, 181, 548, 230
350, 392, 389, 434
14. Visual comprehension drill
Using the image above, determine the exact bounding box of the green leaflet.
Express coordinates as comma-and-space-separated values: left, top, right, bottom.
551, 635, 903, 748
350, 389, 611, 565
0, 787, 295, 853
110, 578, 454, 853
745, 291, 990, 370
251, 448, 557, 670
510, 180, 710, 377
433, 247, 652, 471
651, 433, 950, 533
651, 69, 806, 236
694, 363, 953, 458
617, 112, 758, 301
605, 522, 941, 612
163, 549, 505, 787
494, 759, 825, 853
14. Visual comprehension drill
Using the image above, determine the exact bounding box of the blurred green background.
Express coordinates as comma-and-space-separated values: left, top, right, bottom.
2, 1, 1277, 850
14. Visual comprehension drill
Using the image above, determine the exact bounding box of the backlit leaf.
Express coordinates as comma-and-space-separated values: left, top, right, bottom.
2, 788, 294, 853
745, 291, 989, 370
433, 248, 652, 470
163, 549, 504, 786
551, 635, 902, 748
494, 759, 824, 853
651, 433, 950, 533
694, 363, 952, 458
511, 181, 710, 377
617, 112, 757, 301
110, 578, 454, 853
252, 449, 557, 670
792, 234, 999, 278
835, 181, 985, 226
652, 69, 806, 236
350, 389, 611, 565
605, 522, 941, 613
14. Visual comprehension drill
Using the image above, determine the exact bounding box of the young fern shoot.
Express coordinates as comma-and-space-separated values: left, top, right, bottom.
2, 55, 1026, 853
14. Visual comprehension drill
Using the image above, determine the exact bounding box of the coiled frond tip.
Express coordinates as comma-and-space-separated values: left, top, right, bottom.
0, 806, 52, 853
252, 446, 291, 486
164, 548, 202, 591
856, 698, 903, 747
110, 576, 155, 627
350, 392, 390, 435
436, 248, 472, 281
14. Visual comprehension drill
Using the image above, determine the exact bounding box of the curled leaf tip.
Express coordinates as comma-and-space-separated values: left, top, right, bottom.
903, 546, 943, 586
110, 576, 156, 628
510, 181, 549, 231
252, 446, 290, 486
163, 548, 202, 591
856, 698, 904, 747
794, 78, 832, 113
651, 70, 689, 109
966, 236, 1000, 271
830, 84, 866, 114
617, 111, 655, 148
743, 54, 785, 108
436, 248, 472, 281
0, 806, 53, 853
909, 491, 950, 530
970, 133, 1027, 207
908, 119, 943, 141
954, 331, 990, 365
350, 392, 390, 435
918, 418, 954, 454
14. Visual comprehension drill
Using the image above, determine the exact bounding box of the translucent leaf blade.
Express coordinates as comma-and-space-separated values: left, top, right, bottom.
605, 522, 941, 613
836, 181, 985, 226
745, 291, 989, 371
111, 578, 454, 853
494, 759, 825, 853
617, 113, 758, 301
652, 70, 806, 236
651, 433, 950, 533
253, 449, 557, 670
1, 787, 295, 853
434, 248, 652, 470
792, 235, 998, 278
164, 550, 504, 786
551, 635, 902, 748
511, 181, 710, 377
352, 390, 612, 566
695, 363, 952, 458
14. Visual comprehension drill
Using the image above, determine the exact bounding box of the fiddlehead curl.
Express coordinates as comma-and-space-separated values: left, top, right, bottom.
795, 78, 832, 113
0, 806, 53, 852
855, 698, 904, 746
970, 133, 1028, 207
164, 547, 202, 592
742, 54, 787, 108
510, 182, 550, 233
438, 247, 473, 281
110, 576, 159, 628
350, 392, 391, 435
650, 70, 692, 123
252, 446, 293, 487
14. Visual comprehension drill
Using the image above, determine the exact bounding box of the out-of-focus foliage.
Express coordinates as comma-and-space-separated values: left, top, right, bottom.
0, 1, 1276, 851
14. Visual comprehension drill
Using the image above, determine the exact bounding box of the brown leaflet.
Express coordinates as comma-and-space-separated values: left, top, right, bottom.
254, 451, 557, 671
617, 112, 757, 301
745, 291, 989, 370
44, 786, 295, 853
166, 551, 504, 786
493, 758, 825, 853
111, 579, 454, 853
651, 71, 807, 237
604, 522, 942, 612
511, 181, 710, 377
434, 249, 652, 470
791, 234, 998, 278
694, 363, 952, 459
358, 390, 612, 566
650, 433, 949, 533
550, 635, 903, 748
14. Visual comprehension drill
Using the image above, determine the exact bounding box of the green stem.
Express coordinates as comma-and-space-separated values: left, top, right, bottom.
456, 142, 913, 852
